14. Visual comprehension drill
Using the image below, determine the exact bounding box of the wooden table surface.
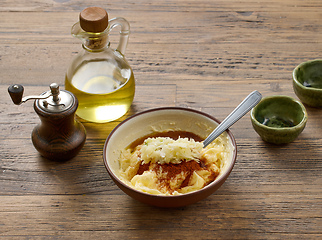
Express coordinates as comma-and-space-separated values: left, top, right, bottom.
1, 0, 321, 239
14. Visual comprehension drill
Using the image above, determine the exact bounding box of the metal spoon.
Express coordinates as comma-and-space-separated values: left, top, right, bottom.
203, 90, 262, 148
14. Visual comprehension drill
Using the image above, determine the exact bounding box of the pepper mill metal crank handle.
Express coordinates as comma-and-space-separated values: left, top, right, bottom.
8, 83, 61, 106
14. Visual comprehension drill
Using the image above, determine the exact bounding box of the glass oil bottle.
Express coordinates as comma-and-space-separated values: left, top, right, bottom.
65, 7, 135, 123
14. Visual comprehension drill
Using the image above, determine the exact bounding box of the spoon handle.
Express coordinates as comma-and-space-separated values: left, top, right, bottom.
203, 90, 262, 148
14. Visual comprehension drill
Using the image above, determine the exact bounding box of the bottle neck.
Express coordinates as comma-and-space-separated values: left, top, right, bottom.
82, 36, 110, 52
83, 37, 110, 52
72, 22, 110, 52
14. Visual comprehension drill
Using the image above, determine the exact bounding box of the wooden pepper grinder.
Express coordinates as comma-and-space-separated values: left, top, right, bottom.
8, 83, 86, 161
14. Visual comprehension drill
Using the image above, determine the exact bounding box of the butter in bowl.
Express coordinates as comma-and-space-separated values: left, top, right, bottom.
103, 107, 237, 207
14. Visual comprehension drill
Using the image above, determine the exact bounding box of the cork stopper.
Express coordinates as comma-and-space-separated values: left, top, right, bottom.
79, 7, 109, 33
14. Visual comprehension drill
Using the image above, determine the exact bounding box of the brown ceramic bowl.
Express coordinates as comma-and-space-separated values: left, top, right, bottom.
103, 107, 237, 208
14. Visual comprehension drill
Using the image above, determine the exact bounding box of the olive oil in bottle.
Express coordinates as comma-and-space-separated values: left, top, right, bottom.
65, 60, 135, 123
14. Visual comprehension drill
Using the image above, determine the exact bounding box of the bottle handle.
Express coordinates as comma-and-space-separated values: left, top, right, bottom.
108, 17, 130, 55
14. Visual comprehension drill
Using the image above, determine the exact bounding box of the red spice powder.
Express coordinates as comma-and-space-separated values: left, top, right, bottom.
137, 163, 150, 175
132, 131, 219, 194
136, 158, 218, 194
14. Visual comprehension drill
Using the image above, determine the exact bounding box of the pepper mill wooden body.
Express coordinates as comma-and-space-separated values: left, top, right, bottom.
8, 83, 86, 161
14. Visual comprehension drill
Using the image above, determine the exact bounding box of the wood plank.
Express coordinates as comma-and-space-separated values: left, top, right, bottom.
0, 194, 321, 239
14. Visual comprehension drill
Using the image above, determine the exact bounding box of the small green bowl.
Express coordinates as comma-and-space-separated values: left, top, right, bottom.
250, 95, 307, 144
293, 59, 322, 107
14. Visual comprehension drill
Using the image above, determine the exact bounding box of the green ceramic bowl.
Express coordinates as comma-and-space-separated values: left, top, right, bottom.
250, 95, 307, 144
293, 59, 322, 107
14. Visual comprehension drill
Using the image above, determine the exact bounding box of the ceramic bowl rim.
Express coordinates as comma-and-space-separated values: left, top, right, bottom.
250, 95, 308, 131
103, 106, 237, 199
292, 59, 322, 93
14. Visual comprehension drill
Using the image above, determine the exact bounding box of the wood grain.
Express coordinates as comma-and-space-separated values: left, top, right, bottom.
0, 0, 321, 239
